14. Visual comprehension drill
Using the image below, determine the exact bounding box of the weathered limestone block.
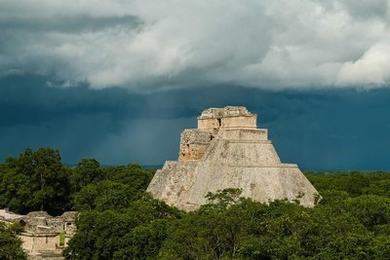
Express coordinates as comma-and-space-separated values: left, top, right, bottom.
219, 129, 268, 141
147, 106, 319, 211
198, 118, 220, 130
197, 106, 257, 130
221, 116, 257, 129
179, 129, 215, 161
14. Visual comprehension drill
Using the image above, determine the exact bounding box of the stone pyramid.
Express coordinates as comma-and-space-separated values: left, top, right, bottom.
147, 106, 319, 211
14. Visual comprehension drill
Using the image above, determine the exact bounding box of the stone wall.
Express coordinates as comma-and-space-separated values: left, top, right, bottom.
198, 118, 220, 129
20, 234, 59, 253
183, 107, 258, 161
197, 106, 257, 130
219, 129, 268, 141
179, 129, 215, 161
221, 116, 256, 129
1, 210, 77, 259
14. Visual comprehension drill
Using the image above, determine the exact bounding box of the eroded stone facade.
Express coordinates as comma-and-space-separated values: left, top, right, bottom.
180, 106, 258, 161
0, 209, 77, 259
147, 106, 319, 211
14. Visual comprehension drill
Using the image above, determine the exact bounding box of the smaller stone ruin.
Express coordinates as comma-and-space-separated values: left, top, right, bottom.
0, 209, 77, 259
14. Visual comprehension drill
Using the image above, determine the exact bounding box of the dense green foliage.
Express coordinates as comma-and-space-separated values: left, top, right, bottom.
64, 196, 181, 259
0, 148, 70, 215
1, 148, 389, 259
64, 171, 389, 259
0, 223, 26, 259
0, 148, 154, 215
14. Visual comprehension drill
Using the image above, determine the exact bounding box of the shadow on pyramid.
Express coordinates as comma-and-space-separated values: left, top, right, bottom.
147, 106, 319, 211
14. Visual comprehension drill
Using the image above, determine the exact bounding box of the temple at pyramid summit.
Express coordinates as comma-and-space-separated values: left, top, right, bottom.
147, 106, 319, 211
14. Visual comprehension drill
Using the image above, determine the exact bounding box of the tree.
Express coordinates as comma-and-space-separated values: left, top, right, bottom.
0, 148, 71, 215
0, 223, 26, 260
205, 188, 242, 209
0, 167, 32, 214
103, 164, 153, 191
64, 196, 181, 259
73, 180, 138, 211
113, 219, 170, 259
70, 159, 105, 193
65, 172, 390, 259
342, 195, 390, 230
2, 148, 389, 259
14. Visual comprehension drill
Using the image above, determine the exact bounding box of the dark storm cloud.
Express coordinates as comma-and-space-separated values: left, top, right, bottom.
0, 15, 141, 33
338, 0, 389, 19
1, 1, 389, 169
0, 75, 145, 127
1, 75, 390, 169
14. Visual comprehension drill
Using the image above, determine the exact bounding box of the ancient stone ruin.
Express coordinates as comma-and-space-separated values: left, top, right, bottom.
147, 106, 319, 211
0, 209, 76, 259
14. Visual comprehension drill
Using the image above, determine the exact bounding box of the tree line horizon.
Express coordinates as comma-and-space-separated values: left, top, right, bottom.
0, 147, 389, 259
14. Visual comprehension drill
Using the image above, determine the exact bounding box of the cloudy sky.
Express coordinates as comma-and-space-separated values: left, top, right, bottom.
1, 0, 390, 169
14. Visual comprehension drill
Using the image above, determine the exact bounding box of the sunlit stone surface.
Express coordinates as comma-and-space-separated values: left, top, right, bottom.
147, 106, 319, 211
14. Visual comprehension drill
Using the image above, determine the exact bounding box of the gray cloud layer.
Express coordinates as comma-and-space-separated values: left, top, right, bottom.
1, 0, 390, 90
